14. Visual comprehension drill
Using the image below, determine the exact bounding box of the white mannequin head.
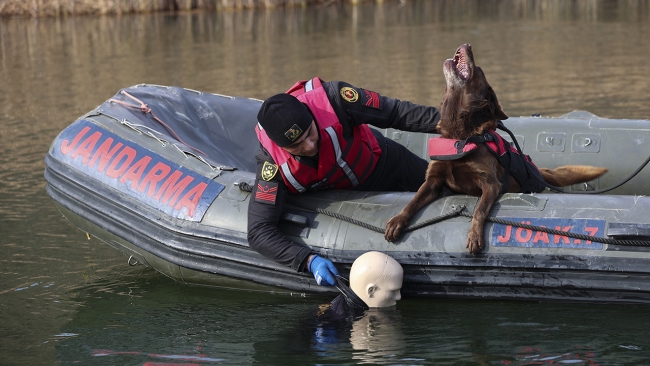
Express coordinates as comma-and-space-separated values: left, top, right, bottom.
349, 251, 403, 308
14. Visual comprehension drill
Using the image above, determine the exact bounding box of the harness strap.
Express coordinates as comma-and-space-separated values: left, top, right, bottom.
428, 137, 479, 160
464, 133, 511, 192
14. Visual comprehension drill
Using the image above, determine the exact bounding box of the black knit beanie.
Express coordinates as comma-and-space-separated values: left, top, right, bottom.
257, 93, 313, 147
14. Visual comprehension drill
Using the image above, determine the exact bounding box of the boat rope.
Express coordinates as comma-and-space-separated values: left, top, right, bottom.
285, 197, 467, 234
109, 90, 208, 157
238, 181, 464, 234
237, 181, 650, 247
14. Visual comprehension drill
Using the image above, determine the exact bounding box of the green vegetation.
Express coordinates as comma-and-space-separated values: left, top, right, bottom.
0, 0, 378, 17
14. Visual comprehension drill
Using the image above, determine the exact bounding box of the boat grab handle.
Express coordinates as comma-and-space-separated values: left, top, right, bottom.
128, 256, 139, 266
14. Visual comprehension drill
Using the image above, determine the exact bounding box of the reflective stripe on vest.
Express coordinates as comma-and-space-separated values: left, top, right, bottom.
280, 162, 306, 192
305, 79, 314, 92
324, 126, 359, 186
279, 125, 360, 193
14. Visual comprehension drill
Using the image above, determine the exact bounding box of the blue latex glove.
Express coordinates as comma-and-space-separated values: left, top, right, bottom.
308, 255, 340, 286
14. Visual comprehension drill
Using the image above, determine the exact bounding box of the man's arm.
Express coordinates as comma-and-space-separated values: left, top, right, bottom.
324, 80, 440, 133
247, 152, 313, 272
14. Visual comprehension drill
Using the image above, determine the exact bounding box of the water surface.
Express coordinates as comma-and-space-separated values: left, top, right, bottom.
2, 1, 650, 364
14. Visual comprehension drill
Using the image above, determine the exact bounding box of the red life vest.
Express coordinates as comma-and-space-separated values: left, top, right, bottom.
428, 137, 479, 160
256, 77, 382, 193
428, 130, 546, 194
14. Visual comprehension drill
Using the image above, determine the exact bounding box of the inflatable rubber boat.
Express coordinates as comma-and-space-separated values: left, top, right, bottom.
44, 84, 650, 303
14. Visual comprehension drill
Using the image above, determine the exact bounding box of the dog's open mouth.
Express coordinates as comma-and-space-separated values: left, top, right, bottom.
453, 45, 471, 80
443, 44, 475, 87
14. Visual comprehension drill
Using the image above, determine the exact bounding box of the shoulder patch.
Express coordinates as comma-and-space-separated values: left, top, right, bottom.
361, 89, 381, 109
255, 180, 278, 205
261, 161, 279, 181
340, 87, 359, 103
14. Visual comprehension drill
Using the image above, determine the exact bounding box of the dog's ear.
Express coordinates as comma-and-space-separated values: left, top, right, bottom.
495, 105, 508, 121
487, 87, 508, 120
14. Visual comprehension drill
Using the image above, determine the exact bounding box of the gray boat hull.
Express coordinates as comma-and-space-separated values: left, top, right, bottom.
44, 84, 650, 303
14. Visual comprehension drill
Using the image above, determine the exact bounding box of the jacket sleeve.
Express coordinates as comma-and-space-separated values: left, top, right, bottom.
324, 80, 440, 133
246, 149, 314, 272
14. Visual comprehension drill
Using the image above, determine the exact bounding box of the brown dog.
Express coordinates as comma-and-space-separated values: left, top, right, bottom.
384, 44, 607, 254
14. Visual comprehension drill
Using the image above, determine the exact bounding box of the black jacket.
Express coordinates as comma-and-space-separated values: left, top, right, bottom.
247, 79, 440, 271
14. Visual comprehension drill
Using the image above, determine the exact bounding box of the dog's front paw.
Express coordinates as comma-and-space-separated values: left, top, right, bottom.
465, 231, 485, 255
385, 215, 408, 242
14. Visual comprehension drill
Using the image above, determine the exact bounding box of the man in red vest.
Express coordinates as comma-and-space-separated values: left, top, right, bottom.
248, 77, 440, 286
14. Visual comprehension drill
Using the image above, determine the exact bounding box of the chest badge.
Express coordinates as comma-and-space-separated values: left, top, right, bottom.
262, 161, 279, 181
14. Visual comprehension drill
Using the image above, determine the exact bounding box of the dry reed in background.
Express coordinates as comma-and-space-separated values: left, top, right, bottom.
0, 0, 342, 17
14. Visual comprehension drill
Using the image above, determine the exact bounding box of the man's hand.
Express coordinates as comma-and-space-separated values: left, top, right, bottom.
308, 255, 339, 286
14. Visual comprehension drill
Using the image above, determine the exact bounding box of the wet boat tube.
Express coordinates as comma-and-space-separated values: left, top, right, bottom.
44, 84, 650, 303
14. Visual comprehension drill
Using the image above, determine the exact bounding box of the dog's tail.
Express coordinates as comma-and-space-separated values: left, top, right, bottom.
539, 165, 608, 187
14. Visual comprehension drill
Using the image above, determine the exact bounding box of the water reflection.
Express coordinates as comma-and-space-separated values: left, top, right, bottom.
53, 272, 650, 365
349, 310, 407, 364
55, 274, 285, 364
